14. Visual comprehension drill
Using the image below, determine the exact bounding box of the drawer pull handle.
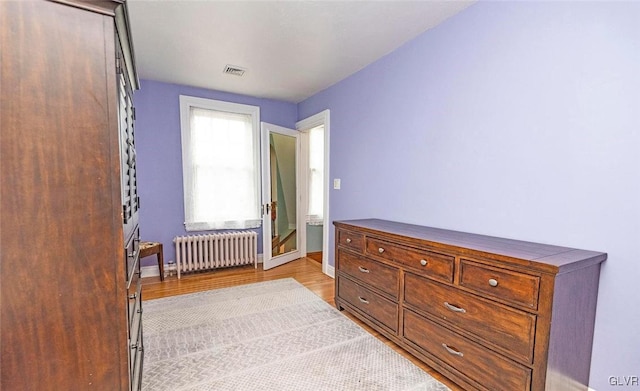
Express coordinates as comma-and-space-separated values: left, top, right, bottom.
131, 343, 138, 350
358, 296, 369, 304
442, 343, 464, 357
444, 302, 466, 313
358, 266, 370, 273
488, 278, 499, 287
128, 250, 137, 258
420, 259, 428, 266
129, 292, 137, 300
378, 247, 385, 254
346, 238, 352, 243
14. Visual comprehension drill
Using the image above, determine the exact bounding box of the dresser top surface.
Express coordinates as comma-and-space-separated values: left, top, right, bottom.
334, 219, 606, 273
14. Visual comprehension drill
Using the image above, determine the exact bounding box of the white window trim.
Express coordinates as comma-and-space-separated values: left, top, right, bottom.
296, 109, 331, 277
179, 95, 261, 231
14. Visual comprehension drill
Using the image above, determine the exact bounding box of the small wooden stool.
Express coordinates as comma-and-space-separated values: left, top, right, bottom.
139, 242, 164, 281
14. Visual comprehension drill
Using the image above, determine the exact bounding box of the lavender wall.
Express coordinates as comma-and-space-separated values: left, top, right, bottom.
298, 1, 639, 389
134, 80, 297, 267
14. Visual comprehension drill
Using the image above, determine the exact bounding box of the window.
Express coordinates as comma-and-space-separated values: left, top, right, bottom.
307, 125, 324, 225
179, 96, 261, 231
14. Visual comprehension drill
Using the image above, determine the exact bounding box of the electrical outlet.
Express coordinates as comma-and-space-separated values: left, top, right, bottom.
333, 178, 341, 190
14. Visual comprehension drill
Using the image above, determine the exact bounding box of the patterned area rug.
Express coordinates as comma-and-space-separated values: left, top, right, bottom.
142, 278, 450, 391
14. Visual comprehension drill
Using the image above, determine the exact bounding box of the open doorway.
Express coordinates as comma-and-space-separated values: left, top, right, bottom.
297, 110, 332, 277
260, 122, 301, 270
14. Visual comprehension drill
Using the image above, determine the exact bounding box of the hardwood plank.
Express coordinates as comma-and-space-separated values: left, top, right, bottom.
307, 251, 323, 263
142, 257, 460, 390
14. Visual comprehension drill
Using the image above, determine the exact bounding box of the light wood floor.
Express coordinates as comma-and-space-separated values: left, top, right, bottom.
142, 257, 460, 390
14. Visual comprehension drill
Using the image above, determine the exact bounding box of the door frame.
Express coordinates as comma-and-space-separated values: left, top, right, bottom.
296, 110, 332, 277
260, 122, 302, 270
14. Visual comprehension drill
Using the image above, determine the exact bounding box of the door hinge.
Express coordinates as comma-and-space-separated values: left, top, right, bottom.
122, 204, 128, 223
132, 107, 136, 120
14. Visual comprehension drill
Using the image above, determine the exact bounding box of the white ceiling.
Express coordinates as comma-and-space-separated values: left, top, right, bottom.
127, 1, 474, 103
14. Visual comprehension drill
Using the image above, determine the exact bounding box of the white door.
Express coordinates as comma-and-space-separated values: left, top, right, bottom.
261, 122, 301, 270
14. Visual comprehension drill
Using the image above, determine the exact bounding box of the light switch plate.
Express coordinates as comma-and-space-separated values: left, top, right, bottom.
333, 178, 341, 190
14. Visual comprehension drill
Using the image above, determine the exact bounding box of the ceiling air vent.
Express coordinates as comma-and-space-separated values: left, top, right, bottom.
223, 65, 247, 77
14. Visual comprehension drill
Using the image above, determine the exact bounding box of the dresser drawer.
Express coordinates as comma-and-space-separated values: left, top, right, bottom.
129, 320, 143, 387
404, 310, 531, 391
459, 260, 540, 309
366, 237, 454, 283
338, 277, 398, 332
338, 250, 399, 299
127, 280, 141, 330
131, 343, 143, 391
128, 296, 142, 345
337, 229, 364, 253
404, 273, 536, 363
128, 269, 143, 391
125, 227, 140, 286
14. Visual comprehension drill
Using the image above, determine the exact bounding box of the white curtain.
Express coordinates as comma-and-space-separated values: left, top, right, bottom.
184, 107, 261, 230
307, 125, 324, 225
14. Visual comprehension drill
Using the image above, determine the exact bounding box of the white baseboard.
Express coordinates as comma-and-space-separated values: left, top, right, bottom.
324, 264, 335, 278
142, 255, 264, 279
142, 254, 329, 278
141, 265, 160, 278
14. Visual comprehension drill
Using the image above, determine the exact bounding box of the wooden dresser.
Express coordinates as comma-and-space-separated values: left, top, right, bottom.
334, 219, 606, 391
1, 1, 142, 390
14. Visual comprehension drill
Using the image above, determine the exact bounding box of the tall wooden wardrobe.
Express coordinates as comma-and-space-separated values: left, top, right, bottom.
1, 1, 142, 390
